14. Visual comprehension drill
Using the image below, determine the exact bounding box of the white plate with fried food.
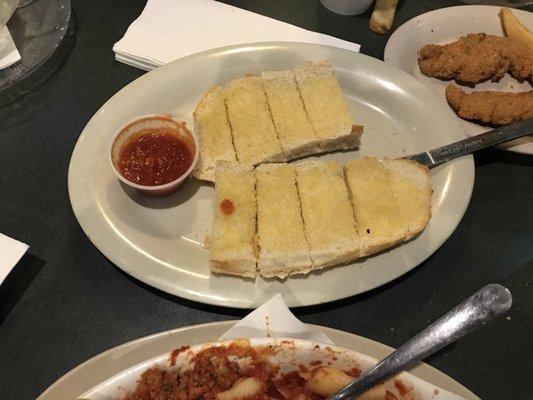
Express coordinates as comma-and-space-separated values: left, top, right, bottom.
384, 5, 533, 155
68, 42, 474, 308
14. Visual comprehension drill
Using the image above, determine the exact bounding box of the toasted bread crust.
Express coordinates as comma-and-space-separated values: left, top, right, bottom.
261, 70, 321, 159
194, 61, 363, 182
192, 85, 237, 181
209, 162, 257, 277
256, 163, 312, 278
295, 61, 358, 149
210, 158, 432, 279
381, 158, 432, 239
345, 157, 432, 257
225, 77, 285, 166
295, 160, 360, 269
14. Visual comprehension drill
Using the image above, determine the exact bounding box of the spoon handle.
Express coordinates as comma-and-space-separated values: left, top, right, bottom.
328, 284, 512, 400
406, 118, 533, 167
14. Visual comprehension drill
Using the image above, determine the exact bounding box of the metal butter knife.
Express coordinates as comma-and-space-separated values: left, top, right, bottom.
327, 284, 512, 400
405, 118, 533, 167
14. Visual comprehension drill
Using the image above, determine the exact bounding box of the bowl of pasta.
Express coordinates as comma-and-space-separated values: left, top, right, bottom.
78, 338, 459, 400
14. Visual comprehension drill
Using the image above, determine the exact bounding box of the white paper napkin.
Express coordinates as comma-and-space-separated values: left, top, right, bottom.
0, 233, 28, 284
0, 25, 20, 70
219, 294, 334, 343
113, 0, 361, 71
218, 294, 468, 400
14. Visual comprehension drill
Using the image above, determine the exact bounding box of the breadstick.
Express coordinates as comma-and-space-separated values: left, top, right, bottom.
370, 0, 399, 34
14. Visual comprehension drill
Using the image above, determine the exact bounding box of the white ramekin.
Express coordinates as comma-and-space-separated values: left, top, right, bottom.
110, 114, 199, 197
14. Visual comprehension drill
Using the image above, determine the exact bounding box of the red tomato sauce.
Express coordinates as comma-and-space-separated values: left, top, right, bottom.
120, 343, 405, 400
169, 346, 190, 366
220, 199, 235, 215
118, 127, 193, 186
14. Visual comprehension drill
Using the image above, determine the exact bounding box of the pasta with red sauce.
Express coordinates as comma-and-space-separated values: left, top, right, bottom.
121, 343, 402, 400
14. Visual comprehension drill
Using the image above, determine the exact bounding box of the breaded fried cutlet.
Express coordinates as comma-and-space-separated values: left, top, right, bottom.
419, 33, 533, 84
446, 84, 533, 125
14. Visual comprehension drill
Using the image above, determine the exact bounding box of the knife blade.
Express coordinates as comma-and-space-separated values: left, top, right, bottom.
405, 118, 532, 168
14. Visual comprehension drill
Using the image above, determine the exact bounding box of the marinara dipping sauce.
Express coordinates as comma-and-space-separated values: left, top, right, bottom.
119, 128, 192, 186
111, 115, 198, 196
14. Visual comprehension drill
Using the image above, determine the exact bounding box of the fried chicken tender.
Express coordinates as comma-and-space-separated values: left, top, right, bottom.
419, 33, 533, 84
445, 84, 533, 125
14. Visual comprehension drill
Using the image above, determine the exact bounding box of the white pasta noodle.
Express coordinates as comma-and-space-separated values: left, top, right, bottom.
357, 385, 387, 400
307, 366, 354, 397
216, 377, 263, 400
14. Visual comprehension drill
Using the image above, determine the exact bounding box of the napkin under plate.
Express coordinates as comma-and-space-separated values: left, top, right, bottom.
217, 294, 469, 400
113, 0, 361, 71
0, 232, 28, 285
0, 25, 20, 70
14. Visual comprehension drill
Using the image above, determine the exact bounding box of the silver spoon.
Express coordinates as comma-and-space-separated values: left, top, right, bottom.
327, 284, 512, 400
406, 118, 532, 168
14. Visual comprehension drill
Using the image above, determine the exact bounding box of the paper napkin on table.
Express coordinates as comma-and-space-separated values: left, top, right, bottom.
218, 294, 334, 344
217, 294, 468, 400
113, 0, 361, 71
0, 233, 28, 285
0, 25, 20, 70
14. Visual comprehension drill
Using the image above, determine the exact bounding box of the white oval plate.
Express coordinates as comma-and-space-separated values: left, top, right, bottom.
384, 5, 533, 155
37, 321, 479, 400
68, 42, 474, 308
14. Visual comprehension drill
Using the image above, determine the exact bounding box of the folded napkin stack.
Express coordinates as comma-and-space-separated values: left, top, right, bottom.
113, 0, 360, 70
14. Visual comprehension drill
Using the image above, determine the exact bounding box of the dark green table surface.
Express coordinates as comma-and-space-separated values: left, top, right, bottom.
0, 1, 532, 399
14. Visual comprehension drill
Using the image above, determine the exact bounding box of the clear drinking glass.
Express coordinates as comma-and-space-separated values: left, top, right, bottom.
0, 0, 18, 25
0, 0, 72, 93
